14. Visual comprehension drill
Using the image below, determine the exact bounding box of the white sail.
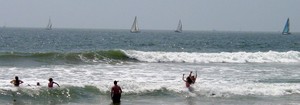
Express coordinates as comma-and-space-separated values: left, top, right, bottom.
175, 20, 182, 33
46, 18, 52, 30
130, 16, 140, 33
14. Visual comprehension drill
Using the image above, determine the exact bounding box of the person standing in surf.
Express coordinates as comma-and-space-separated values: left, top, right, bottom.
10, 76, 24, 87
48, 78, 60, 88
111, 80, 122, 103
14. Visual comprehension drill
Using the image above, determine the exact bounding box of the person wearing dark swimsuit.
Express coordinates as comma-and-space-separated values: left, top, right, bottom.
10, 76, 23, 87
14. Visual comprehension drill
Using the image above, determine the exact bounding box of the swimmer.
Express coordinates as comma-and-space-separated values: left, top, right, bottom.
48, 78, 60, 88
10, 76, 23, 87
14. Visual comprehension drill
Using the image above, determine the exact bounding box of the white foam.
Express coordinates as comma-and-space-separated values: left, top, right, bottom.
123, 50, 300, 63
1, 61, 300, 97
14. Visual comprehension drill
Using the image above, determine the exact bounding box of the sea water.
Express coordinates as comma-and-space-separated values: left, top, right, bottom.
0, 28, 300, 105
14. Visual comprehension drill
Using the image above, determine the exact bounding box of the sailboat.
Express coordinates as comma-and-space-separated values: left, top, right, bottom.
46, 18, 52, 30
175, 20, 182, 33
130, 16, 140, 33
282, 18, 291, 35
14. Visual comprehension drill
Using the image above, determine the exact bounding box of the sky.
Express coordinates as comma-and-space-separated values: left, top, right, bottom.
0, 0, 299, 32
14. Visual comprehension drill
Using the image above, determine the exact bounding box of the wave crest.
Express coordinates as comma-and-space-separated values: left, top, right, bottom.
0, 50, 133, 64
124, 50, 300, 63
1, 50, 300, 64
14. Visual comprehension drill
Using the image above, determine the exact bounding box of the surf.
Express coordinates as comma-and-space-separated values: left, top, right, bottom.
0, 85, 100, 104
123, 50, 300, 63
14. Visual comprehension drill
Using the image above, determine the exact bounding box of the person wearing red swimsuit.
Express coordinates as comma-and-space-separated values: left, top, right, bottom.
48, 78, 60, 88
111, 80, 122, 103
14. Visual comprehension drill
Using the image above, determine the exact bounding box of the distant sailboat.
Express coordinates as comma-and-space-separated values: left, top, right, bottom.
282, 18, 291, 35
130, 16, 140, 33
46, 18, 52, 30
175, 20, 182, 33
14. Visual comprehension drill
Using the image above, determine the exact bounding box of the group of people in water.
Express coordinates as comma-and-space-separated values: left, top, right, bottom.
10, 76, 60, 88
110, 71, 197, 104
9, 71, 196, 104
10, 76, 123, 104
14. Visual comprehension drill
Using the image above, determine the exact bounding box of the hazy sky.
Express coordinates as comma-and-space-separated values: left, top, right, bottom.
0, 0, 299, 32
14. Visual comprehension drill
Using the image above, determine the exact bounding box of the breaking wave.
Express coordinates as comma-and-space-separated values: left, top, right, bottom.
1, 50, 300, 64
0, 50, 134, 64
124, 50, 300, 63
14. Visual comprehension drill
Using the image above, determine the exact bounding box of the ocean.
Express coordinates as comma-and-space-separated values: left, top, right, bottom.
0, 28, 300, 105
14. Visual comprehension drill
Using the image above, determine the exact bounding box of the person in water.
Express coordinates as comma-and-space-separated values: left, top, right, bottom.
37, 82, 41, 86
182, 71, 197, 87
111, 80, 122, 103
10, 76, 24, 87
182, 72, 193, 87
48, 78, 60, 88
